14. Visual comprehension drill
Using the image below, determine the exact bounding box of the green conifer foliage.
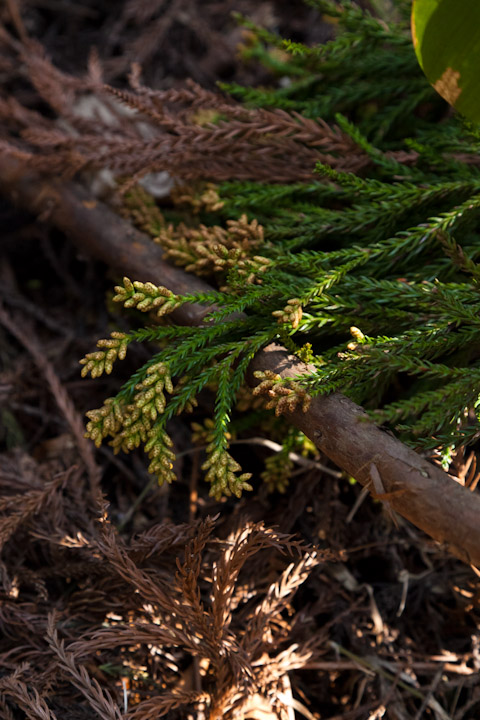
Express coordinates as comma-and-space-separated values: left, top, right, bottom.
82, 0, 480, 490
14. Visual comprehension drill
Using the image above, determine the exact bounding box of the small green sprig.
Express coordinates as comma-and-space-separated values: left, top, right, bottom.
80, 332, 129, 378
252, 371, 312, 416
131, 362, 173, 420
272, 298, 303, 328
82, 275, 275, 495
85, 398, 124, 448
144, 426, 176, 484
113, 277, 183, 317
202, 448, 253, 500
261, 451, 294, 494
108, 363, 173, 454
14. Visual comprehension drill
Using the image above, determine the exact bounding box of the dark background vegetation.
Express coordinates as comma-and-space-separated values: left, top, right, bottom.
0, 1, 479, 718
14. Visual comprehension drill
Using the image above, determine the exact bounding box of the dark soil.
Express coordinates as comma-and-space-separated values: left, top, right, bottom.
1, 2, 479, 719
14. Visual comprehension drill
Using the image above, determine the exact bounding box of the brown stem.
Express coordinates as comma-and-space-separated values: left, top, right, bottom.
2, 157, 480, 567
248, 345, 480, 567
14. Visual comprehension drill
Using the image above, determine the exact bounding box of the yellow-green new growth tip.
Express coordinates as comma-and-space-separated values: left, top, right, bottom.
80, 332, 129, 378
113, 277, 182, 317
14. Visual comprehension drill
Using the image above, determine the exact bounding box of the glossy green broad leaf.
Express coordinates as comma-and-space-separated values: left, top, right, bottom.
412, 0, 480, 121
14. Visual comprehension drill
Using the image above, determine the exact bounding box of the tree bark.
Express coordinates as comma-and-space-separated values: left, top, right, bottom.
1, 157, 480, 567
0, 158, 213, 326
249, 345, 480, 567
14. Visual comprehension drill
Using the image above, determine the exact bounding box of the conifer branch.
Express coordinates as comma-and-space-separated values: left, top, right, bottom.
248, 345, 480, 568
2, 157, 480, 566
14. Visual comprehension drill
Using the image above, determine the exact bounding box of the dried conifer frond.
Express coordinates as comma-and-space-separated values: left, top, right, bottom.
0, 670, 59, 720
91, 518, 244, 670
240, 550, 321, 656
211, 523, 294, 641
0, 36, 369, 184
0, 472, 66, 551
93, 523, 181, 615
47, 616, 123, 720
24, 514, 322, 719
129, 518, 205, 563
172, 516, 251, 675
1, 436, 475, 720
127, 689, 210, 720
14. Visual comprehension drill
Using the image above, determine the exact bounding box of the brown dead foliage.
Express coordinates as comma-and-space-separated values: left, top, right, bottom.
0, 62, 369, 185
0, 2, 480, 719
0, 444, 335, 719
0, 7, 371, 187
1, 422, 480, 719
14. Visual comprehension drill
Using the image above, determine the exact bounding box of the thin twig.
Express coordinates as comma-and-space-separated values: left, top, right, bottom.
0, 301, 101, 496
329, 643, 452, 720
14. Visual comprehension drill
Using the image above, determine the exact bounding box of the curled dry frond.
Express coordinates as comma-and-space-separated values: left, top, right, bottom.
47, 616, 123, 720
0, 671, 60, 720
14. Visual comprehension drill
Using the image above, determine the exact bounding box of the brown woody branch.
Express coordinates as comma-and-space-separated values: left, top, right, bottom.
1, 156, 480, 567
0, 158, 213, 326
